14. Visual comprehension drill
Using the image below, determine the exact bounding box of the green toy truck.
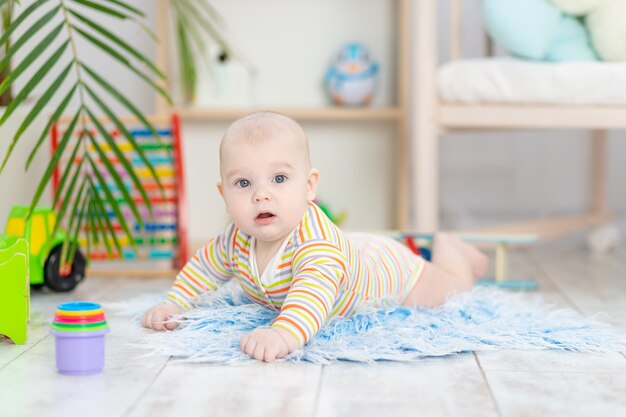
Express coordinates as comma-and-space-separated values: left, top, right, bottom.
3, 205, 86, 292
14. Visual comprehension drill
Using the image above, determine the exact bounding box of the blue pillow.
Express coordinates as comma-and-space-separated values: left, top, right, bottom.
481, 0, 562, 60
546, 16, 598, 61
481, 0, 598, 61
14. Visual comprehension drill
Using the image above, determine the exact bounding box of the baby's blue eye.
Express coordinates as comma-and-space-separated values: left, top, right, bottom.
273, 175, 286, 184
236, 179, 250, 188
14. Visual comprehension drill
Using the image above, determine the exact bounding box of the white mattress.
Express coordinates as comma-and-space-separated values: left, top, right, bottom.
438, 58, 626, 105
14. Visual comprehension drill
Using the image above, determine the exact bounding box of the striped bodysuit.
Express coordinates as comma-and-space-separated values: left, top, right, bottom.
166, 202, 426, 345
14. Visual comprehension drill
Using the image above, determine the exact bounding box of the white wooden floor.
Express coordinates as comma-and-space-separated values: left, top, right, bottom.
1, 235, 625, 417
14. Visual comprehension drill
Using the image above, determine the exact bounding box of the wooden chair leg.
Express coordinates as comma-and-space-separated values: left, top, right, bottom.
412, 0, 439, 232
413, 127, 439, 232
590, 130, 608, 215
494, 243, 508, 284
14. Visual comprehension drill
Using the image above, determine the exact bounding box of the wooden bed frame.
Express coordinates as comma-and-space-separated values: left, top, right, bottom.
410, 0, 619, 241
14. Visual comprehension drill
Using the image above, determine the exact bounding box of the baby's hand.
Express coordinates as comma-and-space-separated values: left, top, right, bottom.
240, 327, 299, 362
141, 302, 182, 331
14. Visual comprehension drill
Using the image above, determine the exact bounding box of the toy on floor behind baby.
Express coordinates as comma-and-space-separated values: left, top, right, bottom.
400, 232, 539, 291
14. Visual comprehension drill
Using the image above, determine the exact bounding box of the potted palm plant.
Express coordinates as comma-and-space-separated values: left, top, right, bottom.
0, 0, 232, 270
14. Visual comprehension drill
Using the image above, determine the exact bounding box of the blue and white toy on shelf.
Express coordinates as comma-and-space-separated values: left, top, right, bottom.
325, 42, 379, 106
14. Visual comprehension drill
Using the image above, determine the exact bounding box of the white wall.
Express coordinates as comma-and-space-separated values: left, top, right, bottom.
2, 0, 624, 245
177, 0, 399, 244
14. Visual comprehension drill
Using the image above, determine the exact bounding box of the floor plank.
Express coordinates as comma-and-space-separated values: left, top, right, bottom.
477, 350, 626, 373
486, 370, 626, 417
315, 355, 499, 417
127, 362, 322, 417
526, 239, 626, 331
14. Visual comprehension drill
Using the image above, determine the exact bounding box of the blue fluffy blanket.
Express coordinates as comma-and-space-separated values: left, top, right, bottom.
116, 285, 623, 364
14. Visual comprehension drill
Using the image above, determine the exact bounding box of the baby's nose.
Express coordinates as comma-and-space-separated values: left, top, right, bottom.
253, 189, 270, 202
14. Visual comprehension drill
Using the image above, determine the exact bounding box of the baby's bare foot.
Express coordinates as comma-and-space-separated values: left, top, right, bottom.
450, 235, 489, 279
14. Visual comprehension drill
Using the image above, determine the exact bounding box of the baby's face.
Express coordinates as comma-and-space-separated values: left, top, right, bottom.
218, 132, 319, 246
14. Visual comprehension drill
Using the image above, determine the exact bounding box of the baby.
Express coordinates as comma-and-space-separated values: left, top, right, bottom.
142, 111, 488, 361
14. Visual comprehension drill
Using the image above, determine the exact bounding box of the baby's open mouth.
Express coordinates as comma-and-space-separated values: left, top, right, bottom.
255, 212, 276, 224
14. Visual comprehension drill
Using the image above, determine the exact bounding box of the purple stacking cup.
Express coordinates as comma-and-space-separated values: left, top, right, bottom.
51, 302, 110, 376
51, 329, 110, 376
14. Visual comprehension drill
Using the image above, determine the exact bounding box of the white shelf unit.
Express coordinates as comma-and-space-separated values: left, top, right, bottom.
155, 0, 411, 228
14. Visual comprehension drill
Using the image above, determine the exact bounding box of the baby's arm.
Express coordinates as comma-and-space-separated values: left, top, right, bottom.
240, 241, 346, 361
142, 226, 236, 331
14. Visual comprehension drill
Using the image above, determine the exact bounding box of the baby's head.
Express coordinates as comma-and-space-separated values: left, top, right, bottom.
217, 111, 319, 245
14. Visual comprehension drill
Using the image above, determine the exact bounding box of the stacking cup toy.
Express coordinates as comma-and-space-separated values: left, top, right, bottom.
51, 302, 110, 376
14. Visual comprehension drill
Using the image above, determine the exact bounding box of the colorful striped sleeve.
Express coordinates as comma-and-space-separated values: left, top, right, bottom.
166, 224, 236, 309
271, 240, 347, 346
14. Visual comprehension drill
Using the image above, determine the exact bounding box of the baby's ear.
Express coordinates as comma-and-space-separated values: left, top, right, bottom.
306, 169, 320, 201
216, 182, 224, 197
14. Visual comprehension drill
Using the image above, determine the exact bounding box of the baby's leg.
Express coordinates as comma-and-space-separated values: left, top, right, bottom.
402, 233, 488, 308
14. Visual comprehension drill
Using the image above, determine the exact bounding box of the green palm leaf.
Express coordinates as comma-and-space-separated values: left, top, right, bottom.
172, 1, 215, 79
86, 127, 142, 230
172, 2, 214, 61
87, 154, 135, 252
52, 121, 85, 209
27, 110, 81, 219
61, 177, 88, 265
89, 178, 121, 256
81, 63, 162, 143
179, 0, 230, 54
51, 154, 85, 239
66, 181, 92, 266
175, 18, 197, 104
0, 22, 64, 99
73, 26, 171, 102
171, 0, 252, 104
12, 61, 73, 141
2, 61, 73, 176
0, 39, 69, 127
0, 0, 234, 267
86, 200, 100, 247
85, 108, 149, 229
84, 84, 164, 199
0, 0, 53, 70
25, 84, 78, 169
70, 0, 128, 20
68, 9, 165, 79
103, 0, 144, 17
194, 0, 228, 28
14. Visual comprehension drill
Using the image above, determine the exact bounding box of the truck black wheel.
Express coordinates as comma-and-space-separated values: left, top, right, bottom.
44, 245, 86, 292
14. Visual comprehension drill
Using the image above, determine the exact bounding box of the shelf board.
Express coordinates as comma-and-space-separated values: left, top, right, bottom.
175, 106, 403, 121
465, 211, 615, 242
440, 104, 626, 130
